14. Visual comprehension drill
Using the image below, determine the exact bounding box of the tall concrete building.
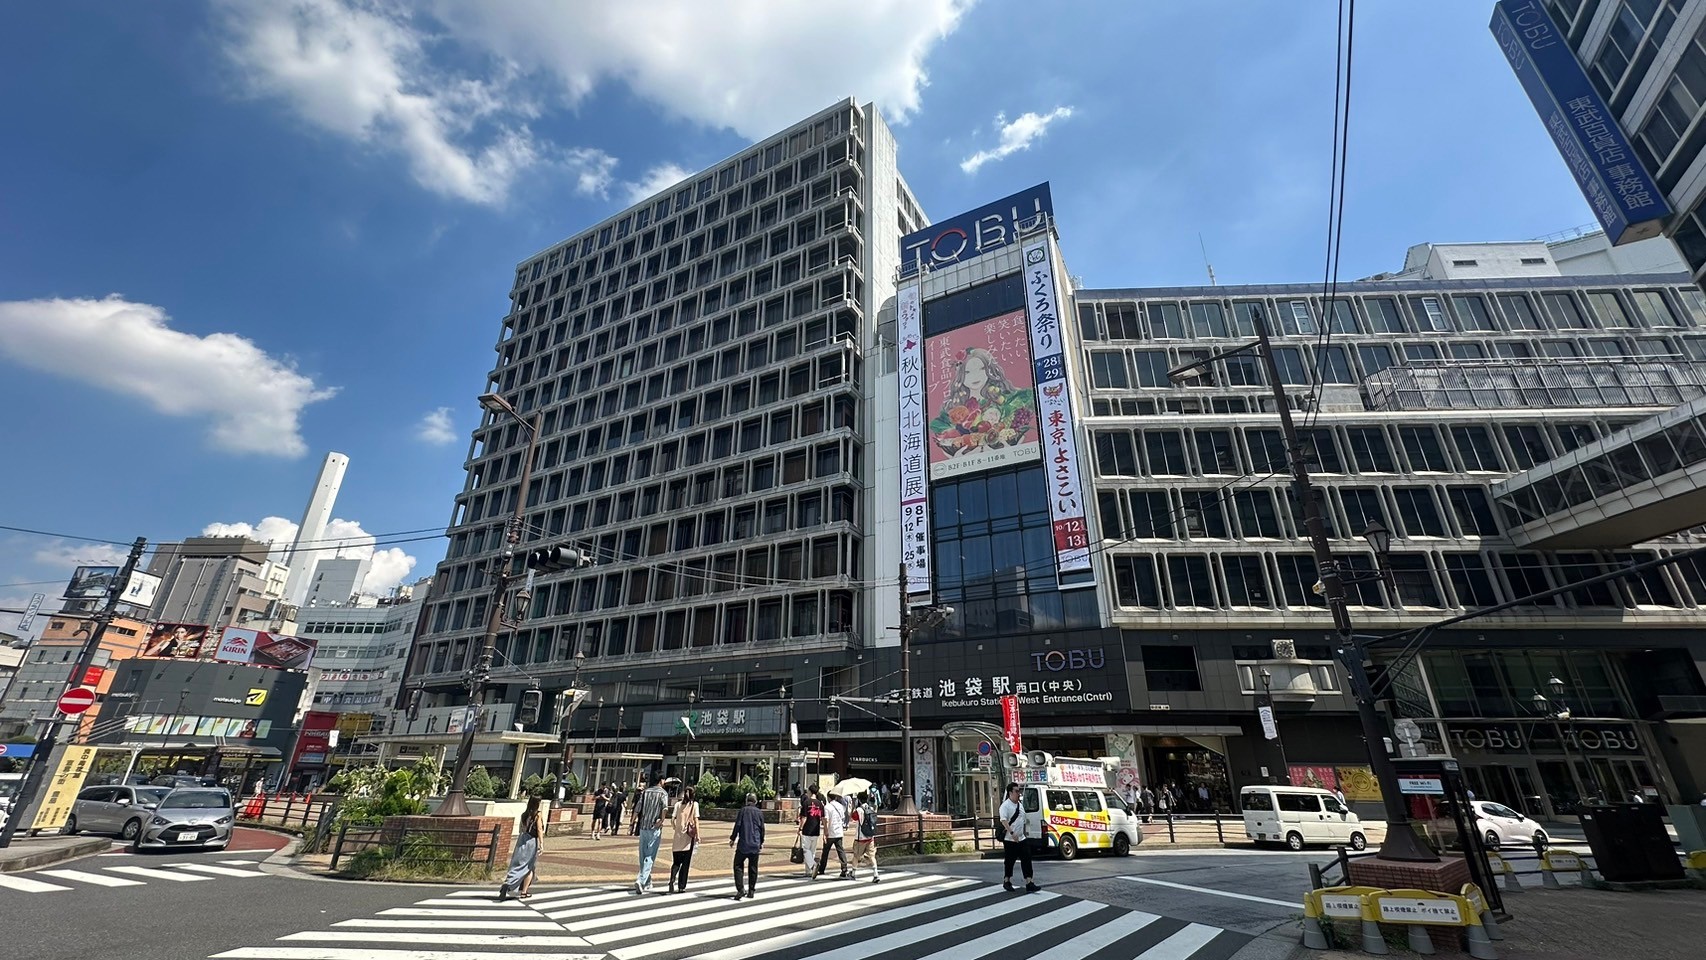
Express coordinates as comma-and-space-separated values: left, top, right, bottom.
282, 452, 349, 607
145, 536, 290, 632
0, 612, 150, 740
1495, 0, 1706, 284
294, 590, 426, 775
403, 100, 926, 768
303, 557, 372, 608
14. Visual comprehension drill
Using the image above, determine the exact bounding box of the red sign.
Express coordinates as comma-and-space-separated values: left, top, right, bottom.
57, 687, 98, 715
1000, 694, 1023, 755
70, 665, 105, 686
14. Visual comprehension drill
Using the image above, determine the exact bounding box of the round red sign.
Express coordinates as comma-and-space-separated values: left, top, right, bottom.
57, 687, 97, 715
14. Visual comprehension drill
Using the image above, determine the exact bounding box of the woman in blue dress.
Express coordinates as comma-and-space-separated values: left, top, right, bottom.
499, 796, 543, 900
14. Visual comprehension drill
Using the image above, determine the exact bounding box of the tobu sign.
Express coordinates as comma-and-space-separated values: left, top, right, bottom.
899, 183, 1053, 278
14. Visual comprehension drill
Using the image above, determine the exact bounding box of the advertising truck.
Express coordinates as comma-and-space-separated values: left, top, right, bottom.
1008, 751, 1142, 859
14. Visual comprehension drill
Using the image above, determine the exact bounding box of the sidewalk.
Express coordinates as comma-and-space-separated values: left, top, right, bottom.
0, 835, 109, 873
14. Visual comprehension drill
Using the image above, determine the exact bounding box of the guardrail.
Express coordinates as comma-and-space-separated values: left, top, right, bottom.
238, 793, 335, 831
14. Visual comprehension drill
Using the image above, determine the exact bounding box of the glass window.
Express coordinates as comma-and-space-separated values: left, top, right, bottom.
1317, 345, 1355, 383
1389, 554, 1442, 606
1132, 350, 1171, 387
1400, 426, 1450, 472
1073, 790, 1104, 812
1231, 301, 1264, 336
1145, 431, 1190, 475
1182, 490, 1230, 538
1504, 425, 1552, 469
1404, 343, 1442, 363
1327, 299, 1360, 334
1130, 491, 1175, 538
1165, 556, 1216, 608
1340, 487, 1386, 537
1366, 297, 1407, 332
1631, 290, 1677, 326
1221, 554, 1271, 606
1112, 555, 1162, 607
1451, 295, 1498, 331
1500, 553, 1556, 606
1497, 293, 1544, 330
1347, 427, 1396, 472
1305, 429, 1344, 473
1147, 302, 1186, 338
1394, 487, 1447, 537
1416, 296, 1451, 332
1271, 347, 1309, 385
1447, 486, 1499, 535
1234, 489, 1282, 538
1278, 793, 1322, 813
1357, 344, 1396, 376
1105, 302, 1143, 339
1450, 341, 1488, 360
1444, 553, 1498, 607
1246, 429, 1288, 472
1588, 291, 1633, 327
1450, 425, 1503, 471
1093, 431, 1138, 476
1541, 339, 1581, 357
1275, 554, 1325, 607
1283, 300, 1317, 336
1090, 351, 1130, 389
1189, 302, 1229, 338
1143, 643, 1202, 689
1543, 292, 1591, 329
1195, 429, 1240, 474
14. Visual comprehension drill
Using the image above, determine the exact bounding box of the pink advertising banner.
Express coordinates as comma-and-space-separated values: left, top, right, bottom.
925, 308, 1040, 480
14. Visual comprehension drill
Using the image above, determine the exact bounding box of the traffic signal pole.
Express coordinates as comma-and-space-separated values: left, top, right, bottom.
0, 537, 147, 849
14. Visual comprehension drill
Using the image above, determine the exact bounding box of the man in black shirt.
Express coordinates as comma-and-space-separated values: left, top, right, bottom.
796, 785, 824, 879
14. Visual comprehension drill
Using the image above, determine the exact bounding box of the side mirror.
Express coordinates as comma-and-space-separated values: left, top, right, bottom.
116, 798, 132, 806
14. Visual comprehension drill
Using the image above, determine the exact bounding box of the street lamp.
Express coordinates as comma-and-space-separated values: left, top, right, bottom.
1534, 676, 1605, 808
556, 648, 588, 800
1167, 307, 1437, 862
1260, 667, 1291, 785
435, 392, 542, 817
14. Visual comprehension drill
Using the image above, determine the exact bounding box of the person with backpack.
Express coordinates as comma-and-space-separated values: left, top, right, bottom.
850, 789, 880, 883
998, 782, 1039, 893
816, 791, 852, 880
796, 785, 824, 879
631, 773, 669, 895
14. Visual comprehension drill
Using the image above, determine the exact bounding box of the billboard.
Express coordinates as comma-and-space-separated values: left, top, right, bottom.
1022, 237, 1092, 579
143, 622, 209, 659
119, 570, 162, 609
216, 626, 319, 670
64, 566, 119, 600
925, 309, 1040, 480
899, 182, 1053, 278
896, 283, 932, 597
1490, 1, 1669, 244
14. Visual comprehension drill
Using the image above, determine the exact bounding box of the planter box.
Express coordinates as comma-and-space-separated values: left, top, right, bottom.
466, 799, 549, 836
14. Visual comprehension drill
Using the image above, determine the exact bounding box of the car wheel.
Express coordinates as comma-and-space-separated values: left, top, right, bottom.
1113, 833, 1132, 857
122, 819, 143, 842
1533, 830, 1548, 848
1286, 832, 1305, 852
1350, 832, 1367, 851
63, 815, 78, 836
1058, 834, 1079, 860
1484, 830, 1501, 851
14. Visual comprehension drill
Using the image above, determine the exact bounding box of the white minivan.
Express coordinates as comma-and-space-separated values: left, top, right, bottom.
1241, 785, 1367, 851
1015, 783, 1143, 859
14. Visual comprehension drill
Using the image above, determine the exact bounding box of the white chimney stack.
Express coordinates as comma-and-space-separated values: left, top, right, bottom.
282, 452, 349, 606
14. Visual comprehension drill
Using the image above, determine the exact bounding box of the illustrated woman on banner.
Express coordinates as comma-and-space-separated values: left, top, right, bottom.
928, 347, 1036, 457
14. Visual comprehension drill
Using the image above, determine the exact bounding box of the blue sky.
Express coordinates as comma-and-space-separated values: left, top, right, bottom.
0, 1, 1596, 630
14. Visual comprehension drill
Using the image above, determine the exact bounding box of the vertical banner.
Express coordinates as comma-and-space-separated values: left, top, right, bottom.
896, 283, 932, 596
911, 738, 937, 811
32, 745, 98, 831
1022, 237, 1092, 578
999, 694, 1023, 755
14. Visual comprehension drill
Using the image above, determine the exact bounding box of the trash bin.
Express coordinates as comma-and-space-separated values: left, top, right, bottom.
1668, 804, 1706, 852
1579, 804, 1684, 882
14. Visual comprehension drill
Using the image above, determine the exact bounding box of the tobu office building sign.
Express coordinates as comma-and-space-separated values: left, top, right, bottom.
905, 631, 1128, 719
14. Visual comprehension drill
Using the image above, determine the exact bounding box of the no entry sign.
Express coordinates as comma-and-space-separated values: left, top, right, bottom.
57, 687, 97, 715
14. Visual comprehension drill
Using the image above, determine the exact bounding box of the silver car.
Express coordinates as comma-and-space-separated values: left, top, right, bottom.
67, 785, 173, 842
133, 788, 234, 852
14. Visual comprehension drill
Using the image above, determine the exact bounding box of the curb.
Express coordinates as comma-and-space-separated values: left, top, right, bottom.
0, 838, 111, 874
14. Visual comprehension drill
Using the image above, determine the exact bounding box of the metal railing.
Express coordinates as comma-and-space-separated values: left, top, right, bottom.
237, 793, 335, 832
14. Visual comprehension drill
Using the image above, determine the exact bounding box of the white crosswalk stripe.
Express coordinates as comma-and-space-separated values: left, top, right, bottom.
199, 870, 1247, 960
0, 859, 272, 895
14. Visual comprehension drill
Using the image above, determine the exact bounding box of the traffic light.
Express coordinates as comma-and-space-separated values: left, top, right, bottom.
825, 702, 840, 735
406, 688, 422, 722
519, 687, 543, 726
526, 545, 594, 572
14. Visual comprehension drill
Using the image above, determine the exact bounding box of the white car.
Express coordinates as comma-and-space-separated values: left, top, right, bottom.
1470, 800, 1548, 850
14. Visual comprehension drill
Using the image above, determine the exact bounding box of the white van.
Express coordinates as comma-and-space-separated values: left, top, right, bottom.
1017, 783, 1142, 859
1241, 785, 1366, 851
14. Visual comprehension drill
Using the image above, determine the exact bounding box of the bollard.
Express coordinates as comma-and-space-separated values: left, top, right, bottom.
1359, 918, 1390, 955
1301, 914, 1329, 950
1406, 925, 1435, 955
1461, 884, 1504, 942
1464, 919, 1501, 960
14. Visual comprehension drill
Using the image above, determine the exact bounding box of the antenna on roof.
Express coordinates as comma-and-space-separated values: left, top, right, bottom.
1198, 233, 1217, 286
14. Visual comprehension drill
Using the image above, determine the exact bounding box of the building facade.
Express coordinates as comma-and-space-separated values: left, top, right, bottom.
145, 536, 292, 632
0, 613, 150, 740
295, 594, 423, 774
302, 557, 372, 609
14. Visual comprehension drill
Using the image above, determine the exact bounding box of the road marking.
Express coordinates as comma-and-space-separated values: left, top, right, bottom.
380, 907, 538, 917
412, 898, 534, 907
0, 875, 71, 893
1140, 923, 1229, 960
279, 932, 592, 948
583, 873, 946, 936
106, 865, 212, 882
1013, 907, 1167, 960
171, 863, 267, 877
36, 869, 146, 887
333, 919, 564, 931
213, 949, 601, 960
687, 885, 999, 960
225, 849, 278, 855
1118, 875, 1300, 908
909, 899, 1103, 960
223, 859, 268, 865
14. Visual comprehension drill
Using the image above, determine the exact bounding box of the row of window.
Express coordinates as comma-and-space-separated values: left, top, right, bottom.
1629, 6, 1706, 195
1107, 547, 1706, 612
1076, 285, 1704, 344
1096, 482, 1500, 544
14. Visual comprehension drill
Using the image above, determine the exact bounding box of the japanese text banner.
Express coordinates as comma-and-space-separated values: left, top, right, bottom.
1022, 237, 1092, 577
896, 283, 931, 595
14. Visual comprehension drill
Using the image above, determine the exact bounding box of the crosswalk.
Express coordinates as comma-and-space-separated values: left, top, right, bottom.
202, 870, 1247, 960
0, 858, 268, 894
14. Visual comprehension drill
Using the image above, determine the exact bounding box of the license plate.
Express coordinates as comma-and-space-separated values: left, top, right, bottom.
175, 831, 199, 841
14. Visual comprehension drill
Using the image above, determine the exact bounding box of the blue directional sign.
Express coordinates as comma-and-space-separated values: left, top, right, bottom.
0, 742, 35, 758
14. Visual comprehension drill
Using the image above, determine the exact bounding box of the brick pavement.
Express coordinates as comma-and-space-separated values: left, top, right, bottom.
533, 817, 817, 884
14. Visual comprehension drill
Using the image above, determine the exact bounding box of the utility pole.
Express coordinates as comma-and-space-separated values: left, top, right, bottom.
1248, 307, 1435, 862
897, 562, 916, 816
0, 537, 147, 849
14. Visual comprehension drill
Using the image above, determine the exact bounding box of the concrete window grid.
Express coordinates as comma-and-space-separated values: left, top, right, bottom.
419, 108, 885, 678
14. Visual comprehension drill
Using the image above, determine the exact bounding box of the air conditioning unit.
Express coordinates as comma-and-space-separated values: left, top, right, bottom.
1271, 638, 1298, 660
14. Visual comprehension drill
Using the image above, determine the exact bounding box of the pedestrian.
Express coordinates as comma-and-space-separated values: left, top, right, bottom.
668, 786, 700, 893
629, 784, 643, 836
1158, 786, 1172, 821
851, 789, 881, 884
729, 791, 765, 900
606, 784, 625, 836
797, 785, 824, 879
632, 773, 670, 895
998, 782, 1039, 893
591, 786, 609, 840
1196, 783, 1210, 811
1140, 785, 1155, 824
816, 790, 851, 880
499, 796, 544, 901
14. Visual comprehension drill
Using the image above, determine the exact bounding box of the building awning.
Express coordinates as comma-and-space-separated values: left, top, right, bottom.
86, 742, 284, 759
363, 731, 560, 748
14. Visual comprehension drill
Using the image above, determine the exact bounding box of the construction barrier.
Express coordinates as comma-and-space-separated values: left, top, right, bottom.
1460, 883, 1503, 942
1301, 884, 1498, 958
1486, 853, 1521, 893
1539, 849, 1589, 888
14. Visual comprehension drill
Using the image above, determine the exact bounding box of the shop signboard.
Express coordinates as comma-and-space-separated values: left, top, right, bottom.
143, 622, 209, 659
908, 633, 1127, 719
898, 182, 1052, 278
924, 308, 1040, 481
640, 705, 783, 738
63, 565, 119, 600
31, 745, 98, 831
216, 627, 319, 670
999, 694, 1023, 755
895, 282, 931, 597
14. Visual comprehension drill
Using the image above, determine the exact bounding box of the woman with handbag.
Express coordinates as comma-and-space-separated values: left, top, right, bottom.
499, 796, 544, 900
667, 787, 700, 893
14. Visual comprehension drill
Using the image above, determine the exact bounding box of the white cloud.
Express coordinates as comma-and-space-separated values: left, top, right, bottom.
0, 296, 335, 457
217, 1, 974, 202
416, 406, 457, 445
625, 162, 692, 205
201, 516, 418, 594
960, 106, 1075, 174
31, 540, 130, 570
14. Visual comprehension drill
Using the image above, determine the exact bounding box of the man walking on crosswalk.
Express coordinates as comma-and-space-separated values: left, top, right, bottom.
632, 773, 670, 895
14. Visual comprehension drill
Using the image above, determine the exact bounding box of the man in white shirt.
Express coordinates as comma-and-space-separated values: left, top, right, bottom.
998, 782, 1039, 893
816, 793, 852, 879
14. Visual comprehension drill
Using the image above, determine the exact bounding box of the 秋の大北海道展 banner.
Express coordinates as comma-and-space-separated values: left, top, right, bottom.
925, 308, 1040, 480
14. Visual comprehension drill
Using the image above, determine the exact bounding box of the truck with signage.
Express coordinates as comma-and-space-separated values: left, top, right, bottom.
1009, 751, 1141, 860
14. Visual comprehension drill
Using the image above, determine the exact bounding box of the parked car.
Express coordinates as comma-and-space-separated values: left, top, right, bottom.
150, 774, 207, 789
133, 788, 234, 852
1468, 800, 1549, 850
66, 785, 173, 841
1241, 785, 1367, 851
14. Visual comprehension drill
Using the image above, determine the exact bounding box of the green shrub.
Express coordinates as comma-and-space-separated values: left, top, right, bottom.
696, 772, 723, 801
920, 831, 957, 855
466, 765, 505, 800
340, 833, 492, 882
